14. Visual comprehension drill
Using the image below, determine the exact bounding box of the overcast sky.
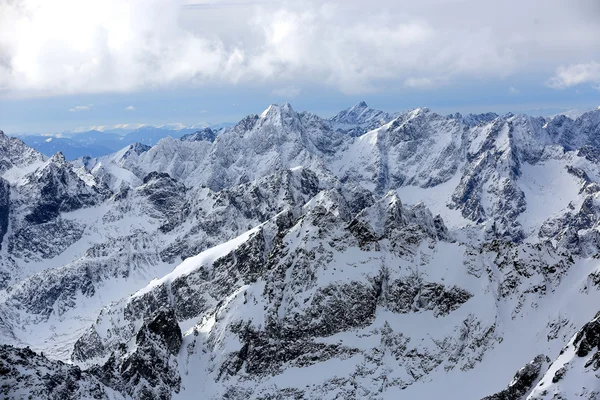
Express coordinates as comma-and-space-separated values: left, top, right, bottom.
1, 0, 599, 133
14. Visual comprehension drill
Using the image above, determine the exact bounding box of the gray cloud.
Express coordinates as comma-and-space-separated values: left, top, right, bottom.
1, 0, 599, 97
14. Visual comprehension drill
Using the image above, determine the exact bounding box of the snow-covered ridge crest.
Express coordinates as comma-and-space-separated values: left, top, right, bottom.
135, 226, 261, 298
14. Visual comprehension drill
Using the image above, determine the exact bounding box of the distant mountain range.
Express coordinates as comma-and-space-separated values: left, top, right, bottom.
13, 123, 234, 159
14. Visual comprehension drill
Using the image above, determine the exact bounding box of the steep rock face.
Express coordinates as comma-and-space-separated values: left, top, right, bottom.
539, 192, 600, 256
19, 152, 107, 225
334, 108, 464, 192
0, 149, 109, 285
180, 128, 217, 142
0, 345, 120, 400
74, 143, 150, 190
456, 112, 500, 127
507, 312, 600, 399
545, 109, 600, 150
330, 109, 600, 242
482, 354, 550, 399
161, 166, 323, 261
137, 172, 188, 232
329, 101, 393, 136
0, 177, 10, 249
114, 137, 213, 187
172, 198, 495, 398
8, 218, 86, 260
202, 103, 343, 190
450, 118, 526, 240
88, 309, 183, 400
0, 130, 46, 180
0, 229, 170, 350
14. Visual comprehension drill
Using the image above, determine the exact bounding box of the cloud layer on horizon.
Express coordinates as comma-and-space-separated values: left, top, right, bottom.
1, 0, 599, 97
68, 104, 92, 112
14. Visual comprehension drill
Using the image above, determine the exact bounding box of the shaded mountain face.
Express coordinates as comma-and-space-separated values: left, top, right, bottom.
2, 104, 600, 399
329, 101, 394, 136
180, 128, 217, 143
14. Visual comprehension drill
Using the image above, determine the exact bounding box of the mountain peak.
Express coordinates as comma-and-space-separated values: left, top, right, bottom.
330, 102, 392, 136
260, 103, 296, 119
260, 104, 278, 118
256, 103, 301, 132
180, 128, 217, 143
49, 151, 67, 164
128, 142, 152, 155
409, 107, 430, 116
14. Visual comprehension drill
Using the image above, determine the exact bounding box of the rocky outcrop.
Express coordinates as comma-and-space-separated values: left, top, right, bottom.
0, 345, 117, 400
180, 128, 217, 142
138, 171, 188, 232
22, 152, 107, 225
0, 177, 9, 249
573, 312, 600, 360
482, 354, 549, 399
88, 309, 182, 400
329, 101, 392, 136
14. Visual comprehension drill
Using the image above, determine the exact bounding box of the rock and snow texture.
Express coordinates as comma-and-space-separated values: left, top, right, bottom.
1, 103, 600, 399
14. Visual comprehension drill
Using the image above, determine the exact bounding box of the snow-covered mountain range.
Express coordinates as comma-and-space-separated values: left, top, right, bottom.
2, 101, 600, 399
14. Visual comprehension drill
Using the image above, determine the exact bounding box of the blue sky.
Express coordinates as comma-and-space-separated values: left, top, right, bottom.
1, 0, 599, 134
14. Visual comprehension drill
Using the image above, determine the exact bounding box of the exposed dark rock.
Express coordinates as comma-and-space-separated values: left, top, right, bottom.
180, 128, 217, 142
481, 354, 549, 399
384, 274, 473, 317
72, 328, 106, 362
0, 345, 113, 400
137, 308, 182, 356
24, 153, 106, 225
10, 218, 85, 260
138, 171, 188, 231
220, 322, 360, 378
573, 312, 600, 358
0, 177, 9, 249
88, 309, 182, 400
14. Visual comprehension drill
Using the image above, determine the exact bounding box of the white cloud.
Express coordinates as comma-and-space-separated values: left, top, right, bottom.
69, 104, 92, 112
272, 85, 301, 98
404, 77, 435, 89
72, 123, 145, 132
125, 105, 135, 111
1, 0, 599, 96
509, 86, 519, 95
547, 61, 600, 89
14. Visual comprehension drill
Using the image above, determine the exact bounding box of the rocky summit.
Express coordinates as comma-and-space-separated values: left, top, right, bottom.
2, 102, 600, 399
